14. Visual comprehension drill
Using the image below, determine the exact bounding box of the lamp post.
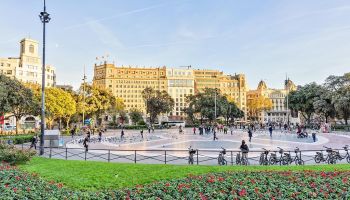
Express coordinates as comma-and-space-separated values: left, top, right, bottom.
39, 0, 51, 155
82, 66, 87, 126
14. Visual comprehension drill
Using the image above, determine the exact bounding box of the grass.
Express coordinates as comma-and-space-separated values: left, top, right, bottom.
20, 157, 350, 191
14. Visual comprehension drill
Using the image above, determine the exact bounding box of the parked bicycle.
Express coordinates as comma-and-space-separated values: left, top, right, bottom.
218, 147, 227, 165
314, 146, 337, 164
236, 151, 249, 165
269, 147, 290, 165
332, 145, 350, 163
188, 146, 196, 165
259, 148, 270, 165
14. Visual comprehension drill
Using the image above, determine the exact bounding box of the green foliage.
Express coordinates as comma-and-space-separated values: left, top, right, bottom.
288, 83, 323, 123
129, 109, 143, 125
118, 111, 129, 124
0, 134, 35, 144
0, 144, 36, 164
184, 88, 243, 124
0, 75, 40, 134
142, 87, 174, 124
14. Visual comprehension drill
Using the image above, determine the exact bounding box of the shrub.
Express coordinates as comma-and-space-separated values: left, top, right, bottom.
0, 144, 36, 165
0, 134, 35, 144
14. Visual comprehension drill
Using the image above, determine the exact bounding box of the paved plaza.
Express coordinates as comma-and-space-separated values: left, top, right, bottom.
51, 128, 350, 165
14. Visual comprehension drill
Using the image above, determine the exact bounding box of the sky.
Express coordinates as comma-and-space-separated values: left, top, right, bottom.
0, 0, 350, 90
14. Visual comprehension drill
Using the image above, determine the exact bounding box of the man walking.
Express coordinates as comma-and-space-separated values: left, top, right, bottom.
269, 124, 273, 137
83, 136, 89, 152
248, 127, 253, 142
29, 135, 37, 150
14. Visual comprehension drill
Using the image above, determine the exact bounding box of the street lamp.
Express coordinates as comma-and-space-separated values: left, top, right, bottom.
82, 66, 87, 126
39, 0, 51, 155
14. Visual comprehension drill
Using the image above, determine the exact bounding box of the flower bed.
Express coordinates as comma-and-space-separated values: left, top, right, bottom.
1, 161, 350, 199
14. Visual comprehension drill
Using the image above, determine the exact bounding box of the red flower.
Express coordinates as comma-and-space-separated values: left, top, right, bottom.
27, 187, 31, 192
165, 183, 170, 187
309, 182, 316, 188
239, 189, 247, 196
199, 192, 207, 200
254, 187, 259, 193
15, 176, 21, 181
13, 188, 17, 193
342, 177, 348, 183
57, 183, 64, 188
218, 177, 225, 182
4, 184, 9, 188
207, 179, 215, 183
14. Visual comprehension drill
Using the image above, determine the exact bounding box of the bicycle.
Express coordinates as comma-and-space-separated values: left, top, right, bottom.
314, 146, 337, 164
218, 147, 227, 165
269, 147, 290, 165
293, 147, 304, 165
188, 146, 196, 165
259, 148, 270, 165
332, 145, 350, 163
236, 151, 249, 165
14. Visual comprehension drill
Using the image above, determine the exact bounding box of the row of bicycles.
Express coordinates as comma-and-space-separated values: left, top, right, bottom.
188, 145, 350, 166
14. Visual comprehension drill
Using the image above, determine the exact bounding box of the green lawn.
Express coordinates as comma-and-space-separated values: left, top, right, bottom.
20, 157, 350, 191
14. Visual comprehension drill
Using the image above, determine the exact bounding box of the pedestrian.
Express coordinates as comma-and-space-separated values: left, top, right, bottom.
148, 126, 151, 134
224, 126, 228, 134
98, 130, 102, 142
70, 125, 77, 139
87, 130, 91, 141
230, 125, 234, 135
140, 129, 144, 139
193, 126, 196, 135
152, 125, 155, 133
269, 124, 273, 137
121, 129, 125, 140
312, 132, 316, 142
248, 127, 253, 142
29, 135, 37, 150
240, 140, 249, 159
213, 128, 218, 141
83, 136, 89, 152
179, 125, 183, 134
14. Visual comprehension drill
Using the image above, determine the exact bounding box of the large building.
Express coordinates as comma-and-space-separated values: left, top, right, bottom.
193, 69, 247, 120
93, 62, 167, 112
93, 62, 247, 121
0, 38, 56, 87
247, 79, 299, 124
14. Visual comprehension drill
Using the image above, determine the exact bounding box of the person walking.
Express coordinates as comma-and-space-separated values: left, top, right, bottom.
240, 140, 249, 160
70, 125, 77, 139
213, 127, 218, 141
87, 130, 91, 141
193, 126, 196, 135
312, 132, 316, 142
83, 136, 89, 152
248, 127, 253, 142
140, 129, 144, 139
120, 129, 125, 140
148, 126, 151, 134
29, 135, 37, 150
269, 124, 273, 137
98, 130, 102, 142
230, 125, 234, 135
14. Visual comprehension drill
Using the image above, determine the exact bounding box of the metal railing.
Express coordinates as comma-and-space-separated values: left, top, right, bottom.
17, 143, 350, 166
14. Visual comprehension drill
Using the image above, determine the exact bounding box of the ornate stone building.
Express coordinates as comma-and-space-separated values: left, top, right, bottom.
247, 79, 299, 124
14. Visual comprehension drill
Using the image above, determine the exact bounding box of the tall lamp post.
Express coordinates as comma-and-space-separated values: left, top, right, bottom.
39, 0, 51, 155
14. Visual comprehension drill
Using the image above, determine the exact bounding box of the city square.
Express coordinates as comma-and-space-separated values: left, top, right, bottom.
1, 0, 350, 199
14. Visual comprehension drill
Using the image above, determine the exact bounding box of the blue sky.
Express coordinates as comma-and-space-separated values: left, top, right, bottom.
1, 0, 350, 89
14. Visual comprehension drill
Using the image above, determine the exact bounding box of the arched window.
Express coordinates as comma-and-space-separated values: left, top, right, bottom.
29, 44, 34, 53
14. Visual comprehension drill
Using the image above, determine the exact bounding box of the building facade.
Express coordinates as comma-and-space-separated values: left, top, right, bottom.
193, 69, 247, 120
166, 68, 194, 120
0, 38, 56, 87
93, 62, 167, 112
247, 79, 299, 124
93, 63, 248, 121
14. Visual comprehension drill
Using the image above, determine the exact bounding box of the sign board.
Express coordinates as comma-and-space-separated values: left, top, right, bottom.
44, 130, 60, 140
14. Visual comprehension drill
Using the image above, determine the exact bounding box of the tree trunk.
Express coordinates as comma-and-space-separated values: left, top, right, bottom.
15, 116, 19, 135
325, 115, 328, 123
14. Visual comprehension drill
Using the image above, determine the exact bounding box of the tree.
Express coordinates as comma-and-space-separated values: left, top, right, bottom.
247, 95, 273, 121
313, 87, 335, 123
332, 89, 350, 125
76, 83, 117, 125
325, 73, 350, 125
142, 87, 174, 124
118, 110, 129, 125
0, 75, 40, 134
129, 109, 143, 125
184, 88, 243, 124
288, 83, 322, 124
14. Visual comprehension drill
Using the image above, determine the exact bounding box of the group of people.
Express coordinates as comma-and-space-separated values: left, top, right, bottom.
82, 126, 106, 152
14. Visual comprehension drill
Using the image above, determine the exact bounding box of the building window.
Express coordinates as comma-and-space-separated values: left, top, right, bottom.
29, 44, 35, 53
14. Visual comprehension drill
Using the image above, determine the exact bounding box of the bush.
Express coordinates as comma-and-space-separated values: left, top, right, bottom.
0, 134, 35, 144
138, 120, 146, 126
0, 144, 36, 165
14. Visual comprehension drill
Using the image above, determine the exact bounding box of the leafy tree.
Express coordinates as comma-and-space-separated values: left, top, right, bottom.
313, 87, 335, 123
76, 83, 117, 125
118, 111, 129, 125
332, 88, 350, 125
0, 75, 40, 133
184, 88, 242, 124
129, 109, 143, 125
288, 82, 322, 124
247, 95, 273, 121
142, 87, 174, 124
